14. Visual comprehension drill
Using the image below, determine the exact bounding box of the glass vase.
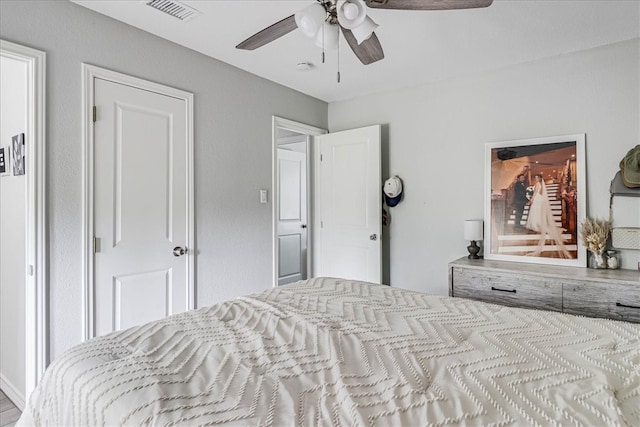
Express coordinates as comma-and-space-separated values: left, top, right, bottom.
588, 251, 607, 269
606, 250, 620, 269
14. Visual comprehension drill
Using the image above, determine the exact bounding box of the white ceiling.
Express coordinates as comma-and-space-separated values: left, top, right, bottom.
72, 0, 639, 103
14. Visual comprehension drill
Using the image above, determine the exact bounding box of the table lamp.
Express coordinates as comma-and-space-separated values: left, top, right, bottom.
464, 219, 483, 259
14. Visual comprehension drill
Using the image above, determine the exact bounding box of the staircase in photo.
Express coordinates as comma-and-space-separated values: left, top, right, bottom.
500, 183, 578, 257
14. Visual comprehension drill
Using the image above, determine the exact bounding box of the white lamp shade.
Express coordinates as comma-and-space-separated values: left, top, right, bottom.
295, 3, 327, 38
337, 0, 367, 30
314, 22, 339, 50
351, 15, 378, 45
464, 219, 483, 241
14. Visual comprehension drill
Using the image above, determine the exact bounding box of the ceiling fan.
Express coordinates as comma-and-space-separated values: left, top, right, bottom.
236, 0, 494, 66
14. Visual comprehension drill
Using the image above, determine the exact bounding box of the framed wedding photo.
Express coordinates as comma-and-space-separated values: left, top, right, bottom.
484, 134, 586, 267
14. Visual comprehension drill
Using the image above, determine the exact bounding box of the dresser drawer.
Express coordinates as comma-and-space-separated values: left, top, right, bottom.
451, 267, 563, 312
563, 281, 640, 323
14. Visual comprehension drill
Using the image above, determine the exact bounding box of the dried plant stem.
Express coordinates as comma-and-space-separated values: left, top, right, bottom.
580, 217, 611, 254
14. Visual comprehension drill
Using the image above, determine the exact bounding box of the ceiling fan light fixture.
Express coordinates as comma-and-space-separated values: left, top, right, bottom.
351, 15, 378, 44
314, 22, 339, 50
337, 0, 367, 29
239, 0, 490, 67
295, 3, 327, 38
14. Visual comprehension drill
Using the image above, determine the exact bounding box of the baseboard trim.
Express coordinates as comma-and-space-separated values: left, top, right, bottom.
0, 372, 25, 411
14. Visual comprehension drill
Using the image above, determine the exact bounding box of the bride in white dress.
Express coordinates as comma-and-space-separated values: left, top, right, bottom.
525, 175, 572, 258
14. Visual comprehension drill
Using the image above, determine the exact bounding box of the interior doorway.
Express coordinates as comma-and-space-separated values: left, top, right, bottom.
82, 64, 195, 340
276, 136, 307, 285
0, 39, 47, 409
272, 117, 326, 287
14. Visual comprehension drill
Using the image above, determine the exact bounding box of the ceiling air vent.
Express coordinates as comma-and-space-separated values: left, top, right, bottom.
146, 0, 201, 21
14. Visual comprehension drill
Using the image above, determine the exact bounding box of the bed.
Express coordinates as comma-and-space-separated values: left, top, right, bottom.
19, 277, 640, 426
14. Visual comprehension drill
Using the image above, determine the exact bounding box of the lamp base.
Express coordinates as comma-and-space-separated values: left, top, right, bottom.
467, 240, 480, 259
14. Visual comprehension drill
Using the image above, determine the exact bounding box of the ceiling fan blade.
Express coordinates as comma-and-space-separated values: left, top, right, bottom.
236, 15, 297, 50
340, 27, 384, 65
365, 0, 493, 10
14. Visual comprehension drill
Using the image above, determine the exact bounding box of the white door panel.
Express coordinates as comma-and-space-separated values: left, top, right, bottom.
316, 125, 381, 283
113, 269, 171, 331
94, 77, 191, 337
279, 156, 303, 221
278, 234, 301, 277
326, 142, 370, 227
277, 147, 307, 285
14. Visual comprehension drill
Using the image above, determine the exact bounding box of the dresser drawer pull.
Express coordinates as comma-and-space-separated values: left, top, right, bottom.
616, 302, 640, 310
491, 286, 517, 293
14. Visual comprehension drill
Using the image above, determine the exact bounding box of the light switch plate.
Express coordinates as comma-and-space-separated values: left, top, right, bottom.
260, 189, 268, 204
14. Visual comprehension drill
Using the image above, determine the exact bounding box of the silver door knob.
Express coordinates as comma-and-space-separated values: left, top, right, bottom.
173, 246, 187, 257
370, 234, 377, 241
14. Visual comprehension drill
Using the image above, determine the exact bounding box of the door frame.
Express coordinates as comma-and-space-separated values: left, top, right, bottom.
81, 64, 194, 340
0, 39, 47, 403
271, 117, 326, 287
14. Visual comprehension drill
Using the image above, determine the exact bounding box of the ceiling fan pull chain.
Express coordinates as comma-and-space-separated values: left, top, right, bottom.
337, 32, 341, 83
321, 24, 324, 64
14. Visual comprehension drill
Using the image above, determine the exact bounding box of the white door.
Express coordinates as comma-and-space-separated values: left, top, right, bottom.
93, 77, 192, 337
315, 125, 381, 283
277, 146, 307, 285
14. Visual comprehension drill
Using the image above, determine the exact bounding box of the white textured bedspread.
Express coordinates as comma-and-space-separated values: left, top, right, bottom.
20, 277, 640, 426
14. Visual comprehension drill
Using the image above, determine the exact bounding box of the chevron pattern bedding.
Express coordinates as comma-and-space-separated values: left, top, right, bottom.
19, 277, 640, 426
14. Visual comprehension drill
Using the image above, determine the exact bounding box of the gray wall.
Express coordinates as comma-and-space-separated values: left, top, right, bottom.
329, 38, 640, 295
0, 0, 328, 359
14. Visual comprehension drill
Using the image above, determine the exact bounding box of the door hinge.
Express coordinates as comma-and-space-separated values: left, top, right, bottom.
321, 221, 323, 228
93, 236, 99, 254
320, 154, 323, 162
92, 106, 97, 123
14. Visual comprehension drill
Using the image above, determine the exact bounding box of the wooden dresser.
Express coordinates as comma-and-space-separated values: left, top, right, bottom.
448, 257, 640, 323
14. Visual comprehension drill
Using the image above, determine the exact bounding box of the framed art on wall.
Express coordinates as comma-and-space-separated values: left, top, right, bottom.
484, 134, 586, 267
0, 145, 9, 177
12, 133, 26, 176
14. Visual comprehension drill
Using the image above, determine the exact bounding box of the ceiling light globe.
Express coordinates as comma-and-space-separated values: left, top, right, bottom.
299, 16, 315, 34
337, 0, 367, 29
343, 3, 359, 20
295, 3, 327, 38
351, 15, 378, 44
314, 22, 339, 50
